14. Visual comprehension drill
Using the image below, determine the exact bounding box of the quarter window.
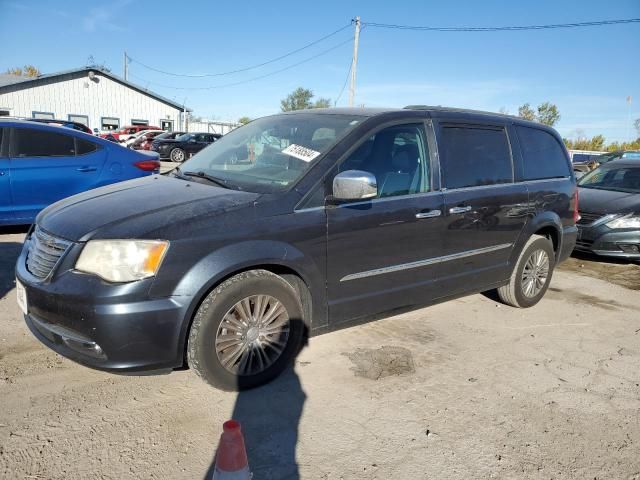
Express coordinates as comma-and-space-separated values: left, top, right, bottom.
440, 126, 512, 189
12, 128, 75, 157
75, 138, 98, 155
338, 124, 429, 198
517, 126, 570, 180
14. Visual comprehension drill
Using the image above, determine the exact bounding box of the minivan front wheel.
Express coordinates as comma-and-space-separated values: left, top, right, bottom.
497, 234, 555, 308
187, 270, 304, 391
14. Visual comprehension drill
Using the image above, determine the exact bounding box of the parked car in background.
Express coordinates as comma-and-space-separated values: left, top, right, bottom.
575, 160, 640, 260
595, 150, 640, 163
16, 107, 578, 390
0, 119, 160, 225
131, 130, 168, 150
151, 132, 221, 162
572, 150, 640, 178
99, 125, 161, 143
124, 129, 163, 148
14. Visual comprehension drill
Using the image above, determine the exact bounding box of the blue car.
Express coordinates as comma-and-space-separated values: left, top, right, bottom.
0, 119, 160, 225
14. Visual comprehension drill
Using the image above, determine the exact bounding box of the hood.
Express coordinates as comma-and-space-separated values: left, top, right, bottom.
578, 186, 640, 215
37, 175, 260, 242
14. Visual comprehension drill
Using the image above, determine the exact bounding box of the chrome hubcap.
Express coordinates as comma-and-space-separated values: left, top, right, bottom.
172, 149, 184, 161
215, 295, 290, 376
521, 249, 550, 298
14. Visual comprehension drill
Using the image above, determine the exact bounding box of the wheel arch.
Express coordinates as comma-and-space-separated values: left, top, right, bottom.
510, 212, 563, 266
174, 240, 325, 367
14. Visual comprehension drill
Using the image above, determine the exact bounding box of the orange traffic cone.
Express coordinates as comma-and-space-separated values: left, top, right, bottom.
212, 420, 251, 479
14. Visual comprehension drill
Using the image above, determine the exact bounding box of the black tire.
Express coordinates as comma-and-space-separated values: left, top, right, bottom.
170, 148, 186, 163
497, 234, 555, 308
187, 270, 305, 391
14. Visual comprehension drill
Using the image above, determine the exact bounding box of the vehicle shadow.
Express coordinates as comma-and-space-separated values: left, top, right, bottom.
205, 323, 308, 480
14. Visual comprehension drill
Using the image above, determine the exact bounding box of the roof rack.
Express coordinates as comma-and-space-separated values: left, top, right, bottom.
403, 105, 521, 120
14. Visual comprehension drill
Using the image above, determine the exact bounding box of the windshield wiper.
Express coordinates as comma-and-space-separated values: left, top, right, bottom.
182, 170, 231, 189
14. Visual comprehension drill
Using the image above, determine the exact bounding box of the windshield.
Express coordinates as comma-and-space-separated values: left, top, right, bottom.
578, 165, 640, 194
178, 113, 365, 193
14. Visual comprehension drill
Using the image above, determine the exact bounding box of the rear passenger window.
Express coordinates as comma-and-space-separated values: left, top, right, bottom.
76, 138, 98, 155
12, 128, 75, 157
517, 126, 570, 180
440, 126, 512, 189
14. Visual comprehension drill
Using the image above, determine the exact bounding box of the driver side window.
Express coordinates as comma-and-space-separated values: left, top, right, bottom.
338, 124, 430, 198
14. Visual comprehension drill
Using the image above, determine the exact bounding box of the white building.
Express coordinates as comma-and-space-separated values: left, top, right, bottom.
0, 66, 189, 133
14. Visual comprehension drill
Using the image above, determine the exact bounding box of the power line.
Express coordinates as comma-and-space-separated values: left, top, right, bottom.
128, 23, 352, 77
334, 58, 353, 106
363, 18, 640, 32
128, 37, 353, 91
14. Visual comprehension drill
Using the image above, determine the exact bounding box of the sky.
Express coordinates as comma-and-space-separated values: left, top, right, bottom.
1, 0, 639, 142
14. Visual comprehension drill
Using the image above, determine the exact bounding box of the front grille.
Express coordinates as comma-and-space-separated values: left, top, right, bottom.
26, 227, 72, 280
577, 211, 603, 226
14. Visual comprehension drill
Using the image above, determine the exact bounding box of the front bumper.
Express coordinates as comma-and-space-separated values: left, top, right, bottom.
575, 223, 640, 259
16, 238, 191, 373
151, 146, 172, 159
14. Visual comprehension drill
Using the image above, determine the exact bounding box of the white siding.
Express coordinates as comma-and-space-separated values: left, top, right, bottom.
187, 120, 240, 135
0, 72, 183, 132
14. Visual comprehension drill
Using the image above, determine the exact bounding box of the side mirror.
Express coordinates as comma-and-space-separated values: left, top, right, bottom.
332, 170, 377, 201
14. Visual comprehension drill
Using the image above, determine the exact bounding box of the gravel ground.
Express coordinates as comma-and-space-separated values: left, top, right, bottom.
0, 230, 639, 479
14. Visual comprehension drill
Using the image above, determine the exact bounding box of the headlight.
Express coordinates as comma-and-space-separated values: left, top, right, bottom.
606, 214, 640, 229
76, 240, 169, 282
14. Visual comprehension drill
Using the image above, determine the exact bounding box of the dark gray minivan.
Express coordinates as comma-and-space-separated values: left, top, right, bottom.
16, 107, 578, 390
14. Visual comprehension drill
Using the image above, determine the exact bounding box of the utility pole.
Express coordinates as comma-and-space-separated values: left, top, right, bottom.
348, 16, 361, 107
124, 51, 128, 81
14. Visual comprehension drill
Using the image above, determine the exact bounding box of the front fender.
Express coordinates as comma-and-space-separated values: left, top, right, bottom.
166, 240, 327, 361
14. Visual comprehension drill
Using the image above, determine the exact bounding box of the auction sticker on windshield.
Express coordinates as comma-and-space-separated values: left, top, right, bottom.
282, 144, 321, 162
16, 278, 27, 315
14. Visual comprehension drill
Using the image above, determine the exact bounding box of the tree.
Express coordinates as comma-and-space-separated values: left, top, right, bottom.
517, 103, 536, 121
314, 97, 331, 109
517, 102, 560, 127
281, 87, 313, 111
635, 118, 640, 136
238, 116, 251, 125
536, 102, 560, 127
280, 87, 331, 112
564, 134, 605, 151
6, 65, 41, 77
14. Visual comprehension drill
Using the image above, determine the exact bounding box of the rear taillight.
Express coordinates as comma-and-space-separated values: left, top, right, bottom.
573, 188, 580, 224
134, 160, 160, 171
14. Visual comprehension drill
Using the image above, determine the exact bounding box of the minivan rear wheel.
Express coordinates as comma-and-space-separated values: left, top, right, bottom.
497, 234, 555, 308
187, 270, 304, 391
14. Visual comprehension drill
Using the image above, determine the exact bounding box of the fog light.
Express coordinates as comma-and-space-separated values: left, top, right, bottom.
619, 244, 640, 253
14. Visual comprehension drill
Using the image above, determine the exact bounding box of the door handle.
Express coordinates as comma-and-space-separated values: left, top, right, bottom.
449, 206, 472, 214
415, 210, 441, 219
76, 166, 97, 172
